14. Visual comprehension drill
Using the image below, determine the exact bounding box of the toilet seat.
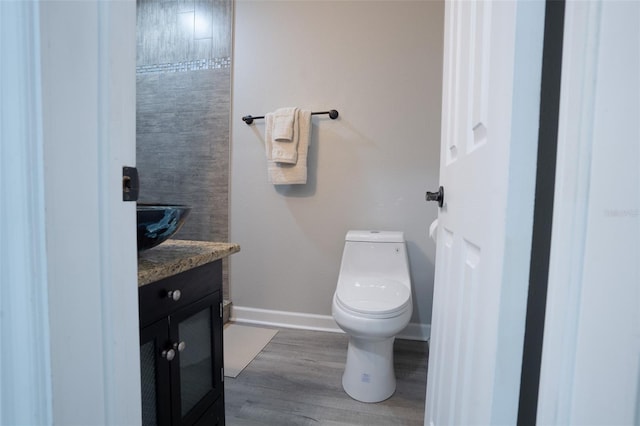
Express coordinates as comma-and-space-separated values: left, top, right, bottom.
335, 277, 411, 318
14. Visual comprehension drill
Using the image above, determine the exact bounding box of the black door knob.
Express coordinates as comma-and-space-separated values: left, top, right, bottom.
426, 186, 444, 208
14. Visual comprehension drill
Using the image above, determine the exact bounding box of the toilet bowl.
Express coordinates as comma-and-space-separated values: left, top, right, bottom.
332, 230, 412, 403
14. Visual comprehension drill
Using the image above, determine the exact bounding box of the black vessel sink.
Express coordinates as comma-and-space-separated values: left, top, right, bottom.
137, 204, 191, 251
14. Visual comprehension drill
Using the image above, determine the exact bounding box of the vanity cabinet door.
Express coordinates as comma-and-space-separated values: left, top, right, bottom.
139, 259, 225, 426
170, 292, 224, 426
140, 319, 172, 426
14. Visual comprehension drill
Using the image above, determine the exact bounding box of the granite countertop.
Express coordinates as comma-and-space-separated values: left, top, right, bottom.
138, 239, 240, 286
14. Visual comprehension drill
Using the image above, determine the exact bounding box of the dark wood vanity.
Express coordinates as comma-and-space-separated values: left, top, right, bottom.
138, 240, 239, 426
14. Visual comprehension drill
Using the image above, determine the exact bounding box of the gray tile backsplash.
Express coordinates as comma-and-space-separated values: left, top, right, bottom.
136, 0, 232, 299
136, 0, 231, 67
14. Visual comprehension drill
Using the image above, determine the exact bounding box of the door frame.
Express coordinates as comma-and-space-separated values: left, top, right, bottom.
0, 1, 52, 423
536, 0, 640, 423
517, 0, 566, 423
1, 1, 139, 424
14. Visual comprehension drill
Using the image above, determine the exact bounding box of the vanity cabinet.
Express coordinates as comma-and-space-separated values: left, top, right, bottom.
139, 260, 224, 426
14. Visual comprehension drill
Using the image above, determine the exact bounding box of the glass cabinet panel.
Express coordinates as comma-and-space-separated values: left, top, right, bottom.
139, 260, 224, 426
178, 306, 214, 417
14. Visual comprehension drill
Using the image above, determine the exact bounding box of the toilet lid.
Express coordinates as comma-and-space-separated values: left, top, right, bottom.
336, 277, 411, 316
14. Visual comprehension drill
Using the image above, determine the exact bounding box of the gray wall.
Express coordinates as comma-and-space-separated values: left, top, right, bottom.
136, 0, 232, 298
230, 1, 444, 328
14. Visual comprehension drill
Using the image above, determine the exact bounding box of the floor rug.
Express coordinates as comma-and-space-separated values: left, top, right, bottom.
223, 323, 278, 378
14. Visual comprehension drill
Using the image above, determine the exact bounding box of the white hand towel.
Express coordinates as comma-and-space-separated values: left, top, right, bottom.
265, 112, 297, 164
264, 113, 275, 161
272, 107, 297, 142
266, 109, 311, 185
271, 108, 299, 164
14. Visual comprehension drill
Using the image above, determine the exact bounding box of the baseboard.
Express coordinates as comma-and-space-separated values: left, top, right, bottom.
231, 306, 342, 333
230, 306, 430, 342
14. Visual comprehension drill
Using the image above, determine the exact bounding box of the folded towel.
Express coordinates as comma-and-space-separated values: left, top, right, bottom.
272, 107, 297, 142
270, 108, 299, 164
266, 109, 311, 185
264, 112, 284, 164
264, 113, 275, 161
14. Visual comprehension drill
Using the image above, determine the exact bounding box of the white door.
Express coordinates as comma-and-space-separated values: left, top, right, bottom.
537, 1, 640, 424
39, 1, 140, 423
425, 1, 545, 424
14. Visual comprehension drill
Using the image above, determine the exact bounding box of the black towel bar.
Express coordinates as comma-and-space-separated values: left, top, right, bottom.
242, 109, 339, 125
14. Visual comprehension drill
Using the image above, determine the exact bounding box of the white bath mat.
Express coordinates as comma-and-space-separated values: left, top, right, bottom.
223, 323, 278, 378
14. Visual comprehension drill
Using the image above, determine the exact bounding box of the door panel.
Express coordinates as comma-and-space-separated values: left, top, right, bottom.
428, 1, 501, 423
38, 1, 139, 423
425, 1, 545, 424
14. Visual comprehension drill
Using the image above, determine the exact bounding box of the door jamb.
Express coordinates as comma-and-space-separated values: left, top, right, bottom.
517, 1, 566, 424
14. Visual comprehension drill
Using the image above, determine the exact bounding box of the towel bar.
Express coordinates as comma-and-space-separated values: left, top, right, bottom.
242, 109, 339, 125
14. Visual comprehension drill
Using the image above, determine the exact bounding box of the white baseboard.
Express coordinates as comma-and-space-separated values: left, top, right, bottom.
230, 306, 430, 342
230, 306, 342, 333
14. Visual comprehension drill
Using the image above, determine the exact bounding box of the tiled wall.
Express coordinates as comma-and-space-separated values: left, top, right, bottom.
136, 0, 232, 299
136, 0, 232, 66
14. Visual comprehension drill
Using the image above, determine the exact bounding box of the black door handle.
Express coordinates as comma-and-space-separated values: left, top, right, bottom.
426, 186, 444, 208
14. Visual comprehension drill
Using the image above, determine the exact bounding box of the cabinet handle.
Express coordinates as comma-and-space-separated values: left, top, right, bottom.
173, 341, 186, 352
166, 290, 182, 301
161, 348, 176, 361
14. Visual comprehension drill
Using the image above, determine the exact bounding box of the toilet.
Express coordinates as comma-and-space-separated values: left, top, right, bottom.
332, 230, 412, 403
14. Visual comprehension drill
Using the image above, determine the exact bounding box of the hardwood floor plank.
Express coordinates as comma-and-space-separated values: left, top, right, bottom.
225, 328, 428, 425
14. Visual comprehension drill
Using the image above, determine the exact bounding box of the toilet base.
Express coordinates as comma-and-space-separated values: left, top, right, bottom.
341, 335, 396, 403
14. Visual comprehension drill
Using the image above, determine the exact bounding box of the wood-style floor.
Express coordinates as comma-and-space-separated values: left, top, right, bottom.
224, 328, 429, 426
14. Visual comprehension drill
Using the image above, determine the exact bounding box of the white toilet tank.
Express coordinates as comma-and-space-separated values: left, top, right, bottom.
338, 230, 410, 283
